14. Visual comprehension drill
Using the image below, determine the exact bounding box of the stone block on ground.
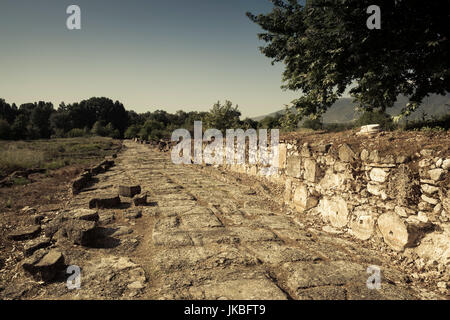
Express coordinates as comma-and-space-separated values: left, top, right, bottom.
286, 155, 301, 178
24, 237, 52, 256
124, 209, 142, 219
7, 225, 41, 241
133, 192, 148, 206
89, 195, 121, 209
57, 220, 98, 246
318, 196, 349, 228
22, 249, 65, 282
293, 184, 318, 213
72, 172, 92, 195
119, 185, 141, 198
72, 208, 99, 222
338, 144, 356, 162
377, 213, 435, 251
349, 212, 375, 240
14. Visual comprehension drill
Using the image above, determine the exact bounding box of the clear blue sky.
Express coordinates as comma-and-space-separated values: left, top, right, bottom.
0, 0, 301, 117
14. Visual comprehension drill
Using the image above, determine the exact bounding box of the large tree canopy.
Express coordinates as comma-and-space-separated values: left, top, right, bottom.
247, 0, 450, 119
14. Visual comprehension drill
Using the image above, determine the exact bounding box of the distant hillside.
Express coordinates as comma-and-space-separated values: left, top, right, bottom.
253, 94, 450, 123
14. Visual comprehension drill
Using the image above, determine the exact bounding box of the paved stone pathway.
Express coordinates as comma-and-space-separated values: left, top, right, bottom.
57, 141, 430, 300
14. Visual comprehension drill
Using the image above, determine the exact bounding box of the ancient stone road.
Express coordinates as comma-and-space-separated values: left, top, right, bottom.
52, 141, 432, 299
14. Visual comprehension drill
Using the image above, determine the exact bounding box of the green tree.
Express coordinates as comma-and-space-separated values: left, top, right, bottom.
258, 114, 281, 129
30, 101, 54, 138
279, 106, 298, 131
248, 0, 450, 119
11, 114, 29, 140
138, 119, 165, 141
124, 125, 140, 139
205, 100, 241, 132
302, 116, 323, 130
0, 119, 11, 140
92, 121, 107, 136
0, 99, 18, 124
105, 123, 120, 139
241, 117, 258, 130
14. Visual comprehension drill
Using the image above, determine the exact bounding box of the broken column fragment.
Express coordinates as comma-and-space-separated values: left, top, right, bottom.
377, 213, 435, 251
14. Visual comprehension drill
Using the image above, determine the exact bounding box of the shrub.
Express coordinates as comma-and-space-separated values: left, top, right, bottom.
0, 146, 45, 172
302, 117, 323, 130
67, 128, 85, 138
124, 125, 140, 139
0, 119, 12, 140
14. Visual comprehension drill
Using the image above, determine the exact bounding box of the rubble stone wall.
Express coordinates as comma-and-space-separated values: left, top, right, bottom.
207, 139, 450, 268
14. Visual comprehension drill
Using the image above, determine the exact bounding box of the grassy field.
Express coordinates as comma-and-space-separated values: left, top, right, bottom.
0, 137, 121, 178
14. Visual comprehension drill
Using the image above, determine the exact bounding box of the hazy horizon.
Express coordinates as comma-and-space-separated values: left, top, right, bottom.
0, 0, 308, 118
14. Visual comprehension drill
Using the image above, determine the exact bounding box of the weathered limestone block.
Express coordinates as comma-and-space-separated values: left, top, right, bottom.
59, 220, 97, 246
421, 184, 439, 194
349, 210, 375, 240
7, 225, 41, 241
420, 149, 433, 157
396, 155, 408, 164
368, 150, 381, 163
338, 144, 356, 162
303, 158, 319, 183
421, 194, 439, 205
293, 184, 318, 213
367, 182, 387, 200
419, 158, 433, 168
286, 155, 301, 178
357, 124, 380, 135
22, 249, 65, 282
100, 159, 115, 170
319, 169, 348, 191
119, 185, 141, 198
333, 161, 350, 173
279, 143, 287, 169
72, 208, 99, 222
124, 209, 142, 219
301, 143, 311, 157
369, 168, 389, 183
89, 195, 121, 209
377, 213, 434, 251
318, 196, 349, 228
428, 168, 445, 181
360, 149, 369, 162
442, 159, 450, 170
24, 237, 51, 256
324, 154, 336, 166
133, 193, 148, 206
315, 143, 331, 154
394, 206, 414, 218
90, 164, 105, 175
284, 179, 293, 204
72, 172, 92, 195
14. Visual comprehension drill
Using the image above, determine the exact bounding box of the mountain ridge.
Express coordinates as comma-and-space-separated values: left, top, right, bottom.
252, 94, 450, 123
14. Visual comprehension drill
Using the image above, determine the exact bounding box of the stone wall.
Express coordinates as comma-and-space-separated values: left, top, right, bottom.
211, 138, 449, 268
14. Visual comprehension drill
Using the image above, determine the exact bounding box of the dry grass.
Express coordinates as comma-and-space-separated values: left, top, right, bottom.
0, 146, 45, 172
0, 137, 121, 177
